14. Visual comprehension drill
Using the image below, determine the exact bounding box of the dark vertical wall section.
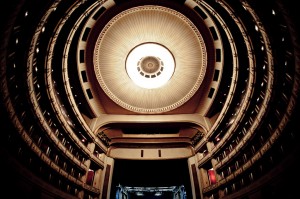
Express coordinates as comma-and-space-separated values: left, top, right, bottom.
191, 164, 201, 199
102, 164, 111, 199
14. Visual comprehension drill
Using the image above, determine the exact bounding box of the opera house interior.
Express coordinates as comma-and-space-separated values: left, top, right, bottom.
1, 0, 300, 198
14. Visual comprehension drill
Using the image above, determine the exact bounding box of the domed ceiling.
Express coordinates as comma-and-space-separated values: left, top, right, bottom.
1, 0, 300, 198
81, 0, 217, 116
92, 5, 207, 113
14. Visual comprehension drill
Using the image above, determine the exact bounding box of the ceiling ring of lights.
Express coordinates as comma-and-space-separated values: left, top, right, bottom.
93, 5, 207, 113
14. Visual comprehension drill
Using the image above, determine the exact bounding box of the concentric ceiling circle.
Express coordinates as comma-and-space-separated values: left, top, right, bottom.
126, 42, 175, 89
94, 5, 207, 113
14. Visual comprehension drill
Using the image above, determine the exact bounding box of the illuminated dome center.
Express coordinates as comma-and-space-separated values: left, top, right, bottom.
140, 56, 160, 74
126, 43, 175, 89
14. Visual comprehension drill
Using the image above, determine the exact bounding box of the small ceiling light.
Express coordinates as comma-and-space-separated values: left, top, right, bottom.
136, 192, 144, 196
155, 191, 162, 196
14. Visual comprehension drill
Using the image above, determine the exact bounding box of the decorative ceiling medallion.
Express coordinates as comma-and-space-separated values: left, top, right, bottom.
126, 42, 175, 89
93, 5, 207, 113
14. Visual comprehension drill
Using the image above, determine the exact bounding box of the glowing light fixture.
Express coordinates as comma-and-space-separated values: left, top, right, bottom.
154, 191, 162, 196
126, 43, 175, 89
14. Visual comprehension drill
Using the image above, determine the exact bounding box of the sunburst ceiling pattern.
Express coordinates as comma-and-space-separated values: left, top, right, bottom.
93, 5, 207, 113
1, 0, 300, 198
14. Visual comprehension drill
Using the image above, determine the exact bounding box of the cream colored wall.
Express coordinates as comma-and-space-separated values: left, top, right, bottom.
188, 156, 203, 199
99, 155, 114, 199
108, 147, 194, 160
